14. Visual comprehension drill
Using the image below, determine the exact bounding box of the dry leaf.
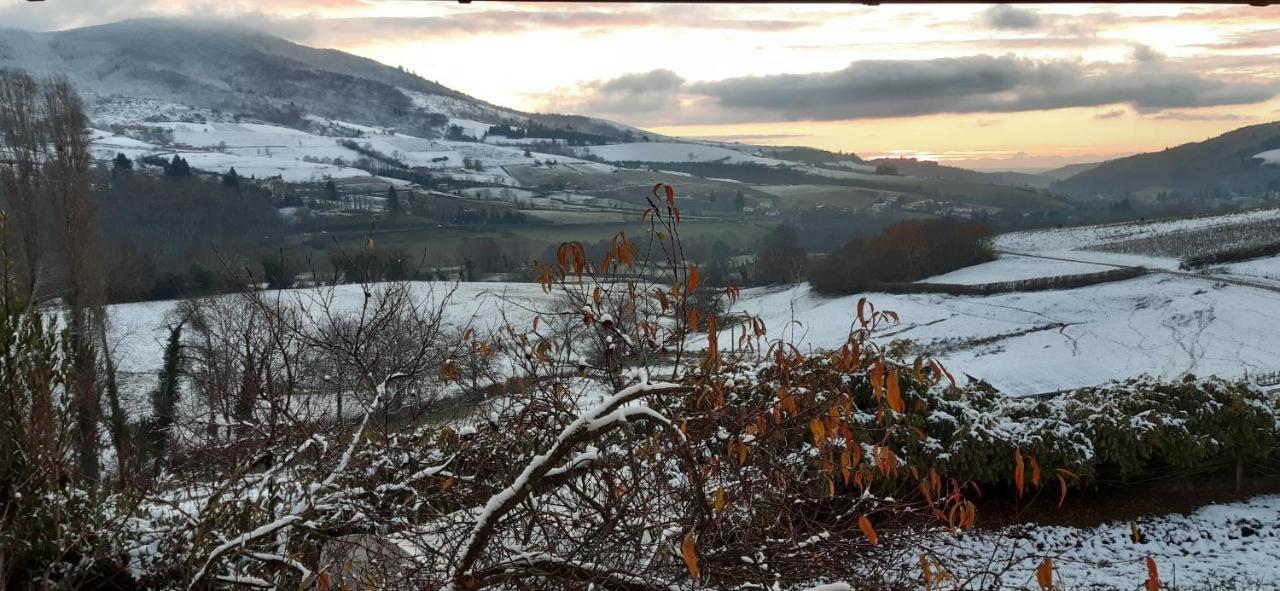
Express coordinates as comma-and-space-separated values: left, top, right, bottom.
681, 531, 699, 580
1036, 557, 1054, 590
858, 515, 878, 546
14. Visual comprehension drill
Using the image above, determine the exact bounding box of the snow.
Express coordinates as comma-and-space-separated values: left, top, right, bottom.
1254, 149, 1280, 165
88, 129, 162, 160
445, 117, 490, 140
922, 254, 1113, 285
721, 274, 1280, 396
995, 208, 1280, 270
1215, 255, 1280, 283
175, 151, 369, 182
925, 494, 1280, 589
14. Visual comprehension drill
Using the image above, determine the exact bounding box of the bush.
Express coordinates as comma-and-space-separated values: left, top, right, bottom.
811, 219, 994, 294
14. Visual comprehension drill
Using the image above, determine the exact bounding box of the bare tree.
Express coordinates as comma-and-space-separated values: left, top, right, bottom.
0, 70, 114, 481
0, 69, 47, 300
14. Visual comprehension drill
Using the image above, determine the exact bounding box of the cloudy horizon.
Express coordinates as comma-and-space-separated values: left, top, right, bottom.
3, 1, 1278, 171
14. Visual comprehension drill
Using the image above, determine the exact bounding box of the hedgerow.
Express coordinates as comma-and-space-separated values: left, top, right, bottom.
744, 355, 1279, 492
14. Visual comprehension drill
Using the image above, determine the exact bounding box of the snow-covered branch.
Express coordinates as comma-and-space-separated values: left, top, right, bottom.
451, 380, 692, 584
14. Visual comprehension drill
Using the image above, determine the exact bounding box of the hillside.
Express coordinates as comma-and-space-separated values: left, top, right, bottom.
1053, 121, 1280, 199
1039, 161, 1101, 181
868, 157, 1054, 189
0, 19, 633, 139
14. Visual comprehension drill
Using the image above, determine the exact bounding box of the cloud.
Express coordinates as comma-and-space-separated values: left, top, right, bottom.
0, 2, 817, 42
560, 55, 1278, 126
1131, 44, 1164, 63
685, 55, 1278, 122
982, 5, 1042, 30
1194, 29, 1279, 50
0, 0, 358, 32
551, 69, 688, 117
1094, 109, 1127, 120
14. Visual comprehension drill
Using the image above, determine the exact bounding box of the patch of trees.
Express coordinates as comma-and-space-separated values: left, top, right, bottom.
1181, 238, 1280, 269
810, 219, 994, 294
486, 122, 612, 145
250, 102, 307, 128
338, 139, 407, 168
452, 207, 527, 225
97, 172, 285, 302
446, 124, 477, 141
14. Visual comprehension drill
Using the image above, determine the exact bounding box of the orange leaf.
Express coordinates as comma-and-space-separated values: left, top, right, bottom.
665, 184, 675, 207
1131, 522, 1142, 544
858, 515, 878, 546
688, 264, 700, 293
886, 369, 904, 413
1145, 556, 1161, 591
1036, 557, 1054, 590
681, 531, 699, 580
1013, 447, 1026, 498
714, 488, 725, 513
809, 417, 826, 446
1030, 456, 1042, 488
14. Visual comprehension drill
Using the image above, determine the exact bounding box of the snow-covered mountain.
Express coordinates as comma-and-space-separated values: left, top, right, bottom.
0, 18, 636, 140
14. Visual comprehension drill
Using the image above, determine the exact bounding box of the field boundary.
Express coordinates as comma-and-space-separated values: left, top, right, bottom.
875, 266, 1148, 296
1181, 238, 1280, 269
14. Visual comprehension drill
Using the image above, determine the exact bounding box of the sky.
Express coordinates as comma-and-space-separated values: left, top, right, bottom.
3, 1, 1279, 171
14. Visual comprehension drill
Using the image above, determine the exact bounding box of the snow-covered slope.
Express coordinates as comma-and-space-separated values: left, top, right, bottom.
89, 119, 607, 185
1255, 148, 1280, 165
725, 275, 1280, 396
924, 494, 1280, 589
994, 207, 1280, 269
921, 254, 1113, 285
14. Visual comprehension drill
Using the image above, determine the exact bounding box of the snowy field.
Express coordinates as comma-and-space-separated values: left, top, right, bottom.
724, 274, 1280, 396
922, 254, 1113, 285
86, 119, 610, 186
994, 207, 1280, 269
922, 494, 1280, 589
1215, 256, 1280, 282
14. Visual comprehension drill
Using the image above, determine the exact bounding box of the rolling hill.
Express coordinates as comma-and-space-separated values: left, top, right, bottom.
1052, 121, 1280, 199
